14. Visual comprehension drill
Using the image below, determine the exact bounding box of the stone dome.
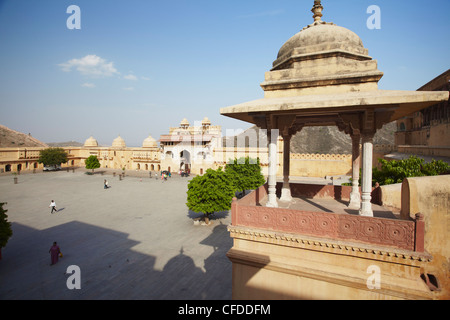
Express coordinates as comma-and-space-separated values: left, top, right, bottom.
142, 135, 157, 148
180, 118, 190, 127
201, 117, 211, 126
261, 0, 383, 97
276, 23, 367, 62
84, 136, 98, 147
272, 1, 369, 70
112, 135, 126, 148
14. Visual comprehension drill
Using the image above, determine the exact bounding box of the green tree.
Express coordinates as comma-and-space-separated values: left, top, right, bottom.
372, 156, 449, 186
0, 203, 13, 260
225, 157, 265, 196
186, 168, 235, 224
38, 148, 68, 167
85, 155, 101, 173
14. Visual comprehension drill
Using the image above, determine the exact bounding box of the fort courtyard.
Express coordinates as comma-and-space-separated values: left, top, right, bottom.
0, 170, 233, 299
0, 1, 448, 300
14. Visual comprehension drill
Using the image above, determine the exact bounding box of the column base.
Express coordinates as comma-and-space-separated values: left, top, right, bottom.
348, 191, 361, 209
266, 193, 278, 208
359, 201, 373, 217
280, 187, 292, 202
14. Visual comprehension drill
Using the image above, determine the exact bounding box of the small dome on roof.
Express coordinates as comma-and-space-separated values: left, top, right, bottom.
142, 135, 157, 148
276, 24, 366, 61
180, 118, 190, 127
112, 135, 126, 148
84, 136, 98, 147
201, 117, 211, 125
273, 0, 368, 70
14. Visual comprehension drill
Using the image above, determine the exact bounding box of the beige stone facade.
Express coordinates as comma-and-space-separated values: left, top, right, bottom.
395, 69, 450, 158
0, 135, 161, 174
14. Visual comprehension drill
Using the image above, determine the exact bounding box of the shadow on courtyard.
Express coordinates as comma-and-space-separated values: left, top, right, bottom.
0, 220, 232, 300
187, 209, 229, 222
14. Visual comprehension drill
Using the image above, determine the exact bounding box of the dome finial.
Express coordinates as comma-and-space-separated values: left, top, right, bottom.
312, 0, 323, 22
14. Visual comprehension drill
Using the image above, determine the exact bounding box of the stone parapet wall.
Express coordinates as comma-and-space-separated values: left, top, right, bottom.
397, 145, 450, 158
231, 184, 423, 252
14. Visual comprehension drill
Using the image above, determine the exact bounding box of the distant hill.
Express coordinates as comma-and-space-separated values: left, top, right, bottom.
290, 122, 396, 154
0, 125, 48, 148
223, 122, 396, 154
47, 141, 84, 147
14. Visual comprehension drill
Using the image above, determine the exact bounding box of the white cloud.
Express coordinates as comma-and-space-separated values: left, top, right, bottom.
81, 82, 96, 88
124, 74, 138, 81
141, 76, 150, 81
123, 87, 135, 91
59, 55, 119, 78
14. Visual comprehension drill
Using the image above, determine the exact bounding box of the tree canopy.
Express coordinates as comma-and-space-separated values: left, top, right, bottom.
38, 148, 68, 166
0, 203, 13, 251
186, 158, 266, 224
225, 157, 266, 193
85, 155, 101, 172
372, 156, 449, 186
186, 168, 235, 223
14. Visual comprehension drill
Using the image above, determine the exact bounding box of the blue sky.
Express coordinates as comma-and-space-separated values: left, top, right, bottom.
0, 0, 448, 146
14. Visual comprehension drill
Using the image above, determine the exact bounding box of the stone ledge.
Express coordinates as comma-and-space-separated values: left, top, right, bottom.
228, 225, 432, 264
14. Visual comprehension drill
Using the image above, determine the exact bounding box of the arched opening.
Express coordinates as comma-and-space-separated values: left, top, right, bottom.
165, 151, 173, 158
145, 164, 148, 170
151, 164, 155, 171
180, 150, 191, 173
5, 164, 11, 172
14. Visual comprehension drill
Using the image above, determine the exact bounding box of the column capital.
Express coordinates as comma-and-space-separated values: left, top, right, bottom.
361, 131, 375, 142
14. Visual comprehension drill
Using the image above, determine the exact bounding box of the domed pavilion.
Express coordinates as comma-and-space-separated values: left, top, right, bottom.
221, 0, 448, 216
83, 136, 98, 147
112, 135, 126, 148
142, 135, 157, 148
223, 1, 450, 301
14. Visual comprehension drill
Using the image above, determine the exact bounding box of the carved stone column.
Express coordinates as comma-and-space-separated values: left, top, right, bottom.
348, 132, 361, 209
360, 133, 374, 216
266, 128, 279, 208
280, 134, 292, 202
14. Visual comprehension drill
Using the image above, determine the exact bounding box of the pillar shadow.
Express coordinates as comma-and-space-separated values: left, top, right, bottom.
186, 209, 229, 221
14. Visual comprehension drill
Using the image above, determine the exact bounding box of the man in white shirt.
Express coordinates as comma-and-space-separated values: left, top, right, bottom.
49, 200, 58, 213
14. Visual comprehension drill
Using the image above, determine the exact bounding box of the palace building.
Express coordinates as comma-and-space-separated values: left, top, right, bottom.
395, 69, 450, 158
159, 117, 221, 175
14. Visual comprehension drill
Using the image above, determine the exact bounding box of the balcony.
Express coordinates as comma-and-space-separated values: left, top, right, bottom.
230, 182, 426, 254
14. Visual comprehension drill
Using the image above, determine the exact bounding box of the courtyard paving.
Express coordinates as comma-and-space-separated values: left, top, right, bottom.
0, 170, 232, 300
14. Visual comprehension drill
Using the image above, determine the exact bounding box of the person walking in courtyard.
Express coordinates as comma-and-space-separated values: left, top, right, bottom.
49, 200, 58, 213
49, 241, 61, 265
104, 179, 109, 189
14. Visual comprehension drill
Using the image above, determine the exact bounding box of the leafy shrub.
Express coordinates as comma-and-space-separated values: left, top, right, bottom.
186, 158, 266, 223
0, 203, 13, 252
372, 156, 449, 186
225, 157, 265, 193
85, 155, 101, 172
186, 168, 235, 223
